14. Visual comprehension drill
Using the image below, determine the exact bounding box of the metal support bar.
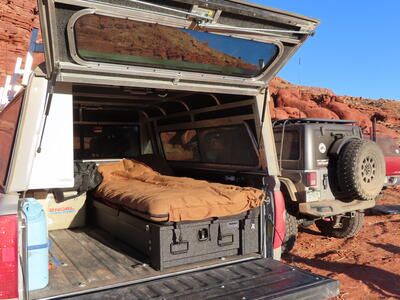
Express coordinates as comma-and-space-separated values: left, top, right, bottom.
198, 22, 314, 36
89, 0, 213, 21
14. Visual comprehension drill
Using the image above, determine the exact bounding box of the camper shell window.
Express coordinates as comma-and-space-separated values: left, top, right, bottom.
160, 130, 200, 162
73, 14, 279, 77
74, 124, 140, 160
160, 124, 259, 166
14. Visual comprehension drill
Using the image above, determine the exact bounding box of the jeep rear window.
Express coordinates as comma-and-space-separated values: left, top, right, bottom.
160, 125, 259, 166
73, 14, 279, 77
274, 131, 300, 160
74, 125, 140, 160
0, 92, 24, 189
197, 125, 259, 166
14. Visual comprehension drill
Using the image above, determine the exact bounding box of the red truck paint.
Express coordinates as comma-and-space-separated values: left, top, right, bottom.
0, 214, 18, 299
385, 157, 400, 176
273, 191, 286, 249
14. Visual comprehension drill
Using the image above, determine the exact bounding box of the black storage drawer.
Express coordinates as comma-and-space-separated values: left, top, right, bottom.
92, 201, 260, 271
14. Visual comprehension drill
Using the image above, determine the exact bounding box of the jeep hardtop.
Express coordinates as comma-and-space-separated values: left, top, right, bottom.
273, 118, 385, 251
0, 1, 339, 299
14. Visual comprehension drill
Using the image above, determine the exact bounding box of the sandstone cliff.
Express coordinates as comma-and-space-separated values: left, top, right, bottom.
0, 0, 42, 86
269, 78, 400, 140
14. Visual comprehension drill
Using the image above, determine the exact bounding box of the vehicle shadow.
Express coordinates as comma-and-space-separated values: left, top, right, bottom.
298, 226, 323, 236
289, 254, 400, 298
368, 242, 400, 254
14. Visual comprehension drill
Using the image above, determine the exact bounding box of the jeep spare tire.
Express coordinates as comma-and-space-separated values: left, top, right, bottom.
337, 139, 385, 200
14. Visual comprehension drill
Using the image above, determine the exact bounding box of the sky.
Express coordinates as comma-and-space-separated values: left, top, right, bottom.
251, 0, 400, 100
184, 30, 279, 68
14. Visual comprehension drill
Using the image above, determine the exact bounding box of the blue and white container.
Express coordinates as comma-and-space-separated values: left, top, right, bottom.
22, 198, 49, 291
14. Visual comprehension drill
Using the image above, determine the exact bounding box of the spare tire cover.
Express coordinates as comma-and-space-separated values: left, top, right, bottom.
337, 139, 385, 200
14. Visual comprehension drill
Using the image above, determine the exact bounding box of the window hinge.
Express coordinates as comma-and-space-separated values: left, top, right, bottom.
173, 74, 182, 85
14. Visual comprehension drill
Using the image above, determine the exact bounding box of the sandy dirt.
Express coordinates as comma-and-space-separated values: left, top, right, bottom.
284, 187, 400, 299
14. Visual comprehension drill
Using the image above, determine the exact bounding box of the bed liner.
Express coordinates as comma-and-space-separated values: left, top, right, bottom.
29, 226, 338, 300
29, 227, 260, 300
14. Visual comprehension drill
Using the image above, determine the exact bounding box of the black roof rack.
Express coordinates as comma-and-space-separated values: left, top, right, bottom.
273, 118, 357, 126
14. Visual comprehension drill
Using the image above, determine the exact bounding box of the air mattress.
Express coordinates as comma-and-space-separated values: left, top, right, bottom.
95, 159, 265, 222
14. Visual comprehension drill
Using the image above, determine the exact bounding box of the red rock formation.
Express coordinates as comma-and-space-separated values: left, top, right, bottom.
0, 0, 43, 86
269, 78, 400, 141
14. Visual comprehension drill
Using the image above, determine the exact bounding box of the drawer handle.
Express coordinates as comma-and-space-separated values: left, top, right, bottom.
170, 240, 189, 255
218, 233, 234, 247
198, 228, 209, 241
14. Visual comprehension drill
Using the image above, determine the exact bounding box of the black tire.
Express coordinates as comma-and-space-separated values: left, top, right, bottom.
282, 211, 298, 253
315, 211, 364, 238
337, 139, 385, 200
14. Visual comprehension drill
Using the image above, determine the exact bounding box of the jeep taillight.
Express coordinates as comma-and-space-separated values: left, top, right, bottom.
0, 214, 18, 299
306, 172, 317, 187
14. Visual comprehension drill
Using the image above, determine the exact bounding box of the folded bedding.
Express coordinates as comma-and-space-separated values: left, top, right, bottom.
95, 159, 265, 222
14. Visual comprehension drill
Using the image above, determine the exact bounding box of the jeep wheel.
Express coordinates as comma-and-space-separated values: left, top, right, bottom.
315, 211, 364, 238
337, 140, 385, 200
282, 211, 298, 253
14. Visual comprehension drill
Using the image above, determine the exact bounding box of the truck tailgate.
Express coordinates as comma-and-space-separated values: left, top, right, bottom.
66, 258, 339, 300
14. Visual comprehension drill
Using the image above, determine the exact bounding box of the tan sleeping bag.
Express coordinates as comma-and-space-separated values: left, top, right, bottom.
95, 159, 265, 222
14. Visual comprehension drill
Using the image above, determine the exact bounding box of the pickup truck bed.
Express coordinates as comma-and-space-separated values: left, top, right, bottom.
30, 228, 338, 300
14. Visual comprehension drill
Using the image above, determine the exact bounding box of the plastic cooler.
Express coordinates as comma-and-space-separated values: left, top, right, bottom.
22, 198, 49, 291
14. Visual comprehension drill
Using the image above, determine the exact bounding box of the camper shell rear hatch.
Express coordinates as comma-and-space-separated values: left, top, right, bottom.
39, 0, 319, 95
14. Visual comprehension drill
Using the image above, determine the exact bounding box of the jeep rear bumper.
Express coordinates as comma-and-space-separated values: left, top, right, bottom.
299, 199, 375, 218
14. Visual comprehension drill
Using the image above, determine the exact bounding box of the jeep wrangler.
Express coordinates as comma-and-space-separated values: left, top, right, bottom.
273, 119, 386, 251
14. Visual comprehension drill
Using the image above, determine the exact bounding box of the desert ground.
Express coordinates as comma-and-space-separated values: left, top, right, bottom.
284, 187, 400, 300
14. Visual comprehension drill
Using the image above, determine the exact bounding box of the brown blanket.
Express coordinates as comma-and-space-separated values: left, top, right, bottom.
95, 159, 265, 222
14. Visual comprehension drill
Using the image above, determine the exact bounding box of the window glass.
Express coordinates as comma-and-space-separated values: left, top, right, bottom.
74, 14, 279, 77
197, 125, 259, 165
274, 131, 300, 160
74, 125, 140, 159
160, 125, 259, 166
0, 93, 24, 188
161, 130, 199, 161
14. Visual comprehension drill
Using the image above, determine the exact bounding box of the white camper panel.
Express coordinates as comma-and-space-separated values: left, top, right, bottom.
6, 76, 74, 192
28, 92, 74, 189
